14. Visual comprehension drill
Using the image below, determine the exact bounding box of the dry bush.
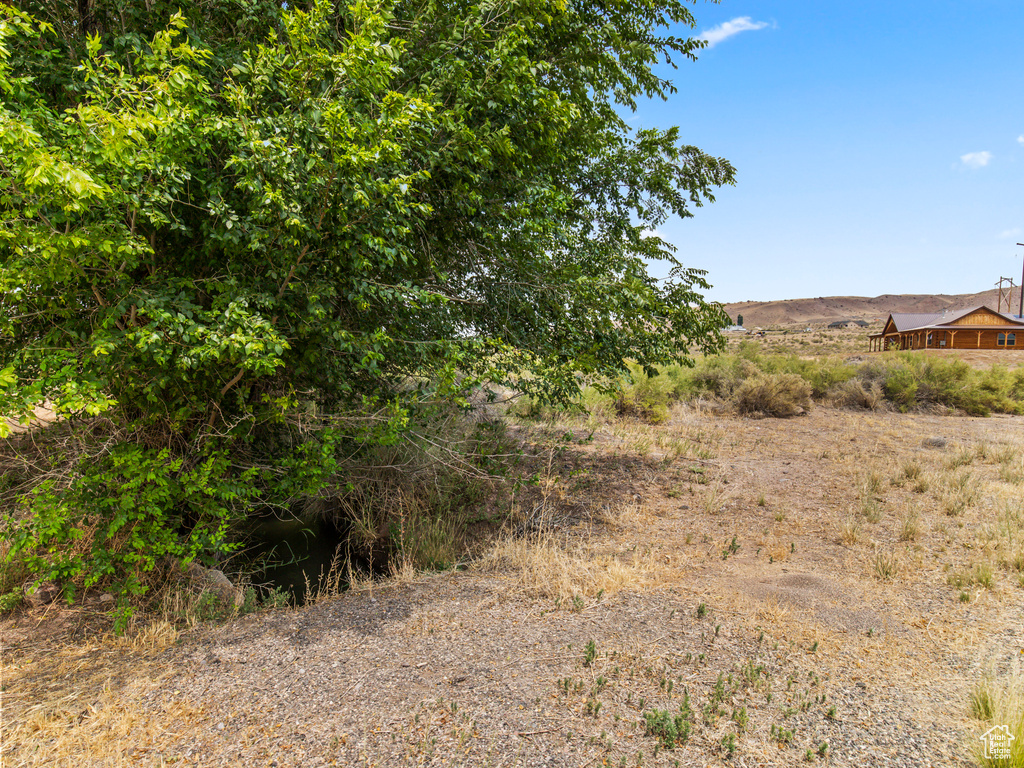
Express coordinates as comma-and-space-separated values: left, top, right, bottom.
734, 373, 812, 418
828, 379, 883, 410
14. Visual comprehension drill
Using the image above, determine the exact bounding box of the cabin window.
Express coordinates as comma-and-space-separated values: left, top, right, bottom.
927, 332, 933, 346
998, 333, 1016, 346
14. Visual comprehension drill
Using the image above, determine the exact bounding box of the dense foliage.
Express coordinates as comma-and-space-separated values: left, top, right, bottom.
0, 0, 733, 597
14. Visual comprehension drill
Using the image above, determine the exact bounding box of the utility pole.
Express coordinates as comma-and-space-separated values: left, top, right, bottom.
1018, 243, 1024, 318
995, 277, 1016, 314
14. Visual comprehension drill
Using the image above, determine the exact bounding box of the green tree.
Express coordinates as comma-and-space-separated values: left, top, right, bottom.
0, 0, 734, 596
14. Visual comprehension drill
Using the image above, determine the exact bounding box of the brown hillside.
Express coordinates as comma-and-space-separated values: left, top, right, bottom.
722, 288, 1020, 328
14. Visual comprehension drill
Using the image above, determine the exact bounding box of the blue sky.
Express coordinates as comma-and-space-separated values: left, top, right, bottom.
637, 0, 1024, 303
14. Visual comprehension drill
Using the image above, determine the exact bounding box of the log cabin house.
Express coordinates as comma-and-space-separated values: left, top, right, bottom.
868, 306, 1024, 352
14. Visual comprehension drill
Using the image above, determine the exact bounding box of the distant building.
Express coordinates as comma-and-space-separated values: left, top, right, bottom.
869, 306, 1024, 351
827, 319, 869, 329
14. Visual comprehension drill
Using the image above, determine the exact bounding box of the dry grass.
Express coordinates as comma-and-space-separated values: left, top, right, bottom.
477, 530, 665, 603
898, 510, 921, 542
6, 688, 205, 767
901, 459, 923, 480
971, 673, 1024, 767
502, 390, 1024, 764
700, 482, 730, 515
873, 549, 899, 581
941, 469, 982, 516
839, 516, 861, 545
999, 453, 1024, 485
595, 499, 651, 529
1, 620, 203, 767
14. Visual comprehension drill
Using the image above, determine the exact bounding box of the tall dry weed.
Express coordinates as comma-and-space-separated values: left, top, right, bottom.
971, 673, 1024, 768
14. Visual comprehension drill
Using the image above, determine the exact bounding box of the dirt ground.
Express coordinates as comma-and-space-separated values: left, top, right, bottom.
4, 349, 1024, 767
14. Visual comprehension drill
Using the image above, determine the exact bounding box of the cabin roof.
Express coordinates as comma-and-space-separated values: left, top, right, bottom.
887, 306, 1024, 332
870, 306, 1024, 339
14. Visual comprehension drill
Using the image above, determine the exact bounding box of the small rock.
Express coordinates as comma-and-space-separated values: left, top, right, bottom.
99, 593, 115, 604
23, 581, 59, 608
186, 562, 244, 606
922, 436, 947, 449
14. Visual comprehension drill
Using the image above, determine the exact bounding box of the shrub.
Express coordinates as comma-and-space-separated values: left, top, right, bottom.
579, 387, 617, 419
571, 350, 1024, 419
509, 394, 561, 420
804, 358, 857, 398
734, 373, 812, 418
4, 444, 257, 606
660, 364, 700, 400
736, 339, 763, 364
1011, 369, 1024, 401
829, 379, 882, 410
614, 363, 675, 423
691, 356, 761, 398
883, 366, 919, 411
857, 354, 1024, 416
643, 708, 692, 748
918, 357, 972, 406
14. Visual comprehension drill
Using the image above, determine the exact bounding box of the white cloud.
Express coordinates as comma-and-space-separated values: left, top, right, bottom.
698, 17, 770, 48
1018, 135, 1024, 145
999, 227, 1023, 240
960, 151, 992, 169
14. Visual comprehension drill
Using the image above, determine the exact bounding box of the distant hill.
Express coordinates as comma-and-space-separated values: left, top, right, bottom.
722, 289, 1019, 328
